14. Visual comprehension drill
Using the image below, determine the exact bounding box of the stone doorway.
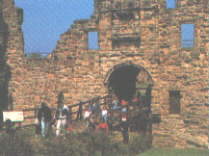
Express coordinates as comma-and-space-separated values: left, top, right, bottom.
104, 62, 153, 143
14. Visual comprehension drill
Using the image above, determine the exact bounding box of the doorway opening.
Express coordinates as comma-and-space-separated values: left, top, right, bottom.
105, 63, 153, 104
104, 62, 153, 144
108, 64, 139, 101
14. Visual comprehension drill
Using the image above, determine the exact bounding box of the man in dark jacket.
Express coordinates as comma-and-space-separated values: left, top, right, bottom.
37, 102, 52, 137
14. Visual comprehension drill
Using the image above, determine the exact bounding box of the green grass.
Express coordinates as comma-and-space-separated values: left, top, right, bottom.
138, 148, 209, 156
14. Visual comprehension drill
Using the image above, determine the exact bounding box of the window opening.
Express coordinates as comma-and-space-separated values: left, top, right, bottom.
112, 38, 140, 49
88, 32, 99, 50
166, 0, 177, 9
169, 90, 181, 114
181, 24, 195, 48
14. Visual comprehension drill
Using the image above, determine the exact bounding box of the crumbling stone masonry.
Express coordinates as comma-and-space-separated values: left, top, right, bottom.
0, 0, 208, 148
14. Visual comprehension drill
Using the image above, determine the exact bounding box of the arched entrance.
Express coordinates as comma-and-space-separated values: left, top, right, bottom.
104, 62, 153, 144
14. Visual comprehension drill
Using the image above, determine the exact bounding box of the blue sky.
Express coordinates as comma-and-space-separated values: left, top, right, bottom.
15, 0, 94, 54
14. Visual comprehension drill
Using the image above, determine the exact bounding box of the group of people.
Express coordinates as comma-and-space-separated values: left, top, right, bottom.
36, 95, 141, 144
36, 102, 70, 137
83, 105, 109, 134
81, 97, 141, 144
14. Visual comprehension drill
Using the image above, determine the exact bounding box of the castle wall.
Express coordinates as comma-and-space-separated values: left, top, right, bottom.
0, 0, 208, 148
1, 0, 24, 109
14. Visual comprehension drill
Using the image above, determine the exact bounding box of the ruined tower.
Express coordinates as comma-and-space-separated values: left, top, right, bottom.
0, 0, 24, 110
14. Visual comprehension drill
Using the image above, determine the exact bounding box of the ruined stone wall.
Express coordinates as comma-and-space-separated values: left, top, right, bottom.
152, 0, 208, 148
1, 0, 25, 110
51, 0, 209, 148
1, 0, 208, 148
0, 1, 58, 125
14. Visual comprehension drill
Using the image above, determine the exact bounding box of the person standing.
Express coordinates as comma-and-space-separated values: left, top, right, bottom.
120, 113, 129, 144
37, 102, 52, 137
83, 106, 91, 120
83, 106, 92, 129
96, 121, 109, 135
101, 106, 108, 123
55, 105, 69, 136
111, 99, 120, 110
120, 102, 129, 144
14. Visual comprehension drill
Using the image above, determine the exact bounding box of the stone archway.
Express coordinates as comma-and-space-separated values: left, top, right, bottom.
104, 62, 153, 102
104, 62, 154, 144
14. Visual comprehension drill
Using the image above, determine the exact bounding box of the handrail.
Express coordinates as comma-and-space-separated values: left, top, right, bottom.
22, 95, 112, 122
6, 95, 108, 130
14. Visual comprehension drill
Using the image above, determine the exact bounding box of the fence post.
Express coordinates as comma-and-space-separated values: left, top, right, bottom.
35, 108, 37, 117
108, 95, 112, 106
68, 106, 72, 121
76, 102, 83, 121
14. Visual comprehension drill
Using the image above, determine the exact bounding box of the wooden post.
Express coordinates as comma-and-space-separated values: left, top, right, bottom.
76, 102, 83, 121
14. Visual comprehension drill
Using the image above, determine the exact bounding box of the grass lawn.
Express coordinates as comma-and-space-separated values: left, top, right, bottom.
138, 148, 209, 156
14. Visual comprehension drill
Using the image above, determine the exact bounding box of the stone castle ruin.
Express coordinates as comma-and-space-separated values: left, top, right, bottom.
0, 0, 208, 148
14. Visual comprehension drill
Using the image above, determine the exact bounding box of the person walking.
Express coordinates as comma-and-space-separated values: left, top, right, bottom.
37, 102, 52, 137
55, 105, 69, 136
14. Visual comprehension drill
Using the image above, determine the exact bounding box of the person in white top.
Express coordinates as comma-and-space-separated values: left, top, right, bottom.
83, 107, 91, 120
83, 106, 92, 128
101, 106, 108, 123
55, 105, 69, 136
